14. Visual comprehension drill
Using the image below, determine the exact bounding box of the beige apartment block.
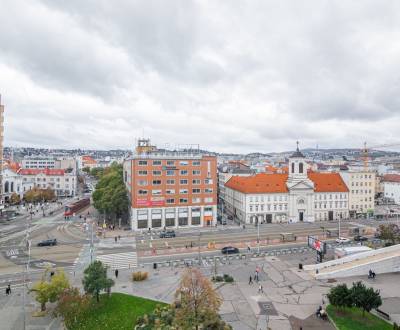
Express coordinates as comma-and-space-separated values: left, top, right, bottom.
340, 171, 375, 218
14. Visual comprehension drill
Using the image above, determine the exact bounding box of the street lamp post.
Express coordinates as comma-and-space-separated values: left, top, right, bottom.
197, 232, 201, 265
257, 217, 260, 254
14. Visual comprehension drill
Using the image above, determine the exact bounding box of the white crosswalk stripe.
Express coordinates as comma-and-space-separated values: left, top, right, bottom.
96, 252, 138, 270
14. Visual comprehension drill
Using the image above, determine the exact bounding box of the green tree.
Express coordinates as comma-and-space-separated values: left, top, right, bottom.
82, 167, 91, 175
377, 224, 400, 245
92, 164, 129, 223
10, 192, 21, 205
351, 281, 382, 316
54, 287, 91, 329
30, 269, 70, 311
82, 261, 114, 302
327, 283, 353, 309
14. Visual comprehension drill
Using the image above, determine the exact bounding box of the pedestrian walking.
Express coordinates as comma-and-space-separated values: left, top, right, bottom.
249, 276, 253, 285
115, 269, 119, 278
6, 284, 11, 295
115, 236, 118, 243
247, 245, 251, 252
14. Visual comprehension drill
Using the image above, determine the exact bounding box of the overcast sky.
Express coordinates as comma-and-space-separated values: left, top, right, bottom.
1, 0, 400, 153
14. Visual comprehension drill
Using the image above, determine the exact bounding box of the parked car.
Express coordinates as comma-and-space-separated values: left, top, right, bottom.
227, 215, 234, 220
354, 235, 368, 242
221, 246, 239, 254
159, 230, 176, 238
37, 239, 57, 247
335, 237, 351, 243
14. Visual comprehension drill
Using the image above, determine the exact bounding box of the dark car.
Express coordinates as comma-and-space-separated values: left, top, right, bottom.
221, 246, 239, 254
37, 239, 57, 247
227, 215, 234, 220
159, 230, 176, 238
354, 235, 368, 242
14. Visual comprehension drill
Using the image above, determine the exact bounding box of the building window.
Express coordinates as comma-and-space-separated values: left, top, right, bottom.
192, 197, 201, 203
291, 162, 295, 173
192, 179, 201, 185
204, 197, 213, 203
152, 190, 162, 195
180, 179, 188, 185
192, 188, 201, 194
138, 170, 147, 176
179, 189, 188, 194
167, 179, 175, 185
192, 170, 201, 175
179, 161, 188, 166
192, 161, 200, 166
153, 170, 162, 176
138, 160, 147, 166
205, 179, 213, 184
166, 198, 175, 204
299, 162, 303, 173
152, 180, 162, 185
179, 198, 188, 203
138, 190, 147, 195
152, 160, 162, 166
167, 160, 175, 166
205, 188, 213, 193
180, 170, 188, 175
166, 170, 175, 176
166, 189, 175, 194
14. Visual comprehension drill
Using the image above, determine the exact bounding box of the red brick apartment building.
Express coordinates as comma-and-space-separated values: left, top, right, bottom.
123, 149, 217, 231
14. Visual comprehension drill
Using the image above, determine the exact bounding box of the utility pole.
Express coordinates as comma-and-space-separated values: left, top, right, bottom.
257, 217, 260, 254
338, 214, 341, 238
197, 232, 201, 265
90, 220, 94, 263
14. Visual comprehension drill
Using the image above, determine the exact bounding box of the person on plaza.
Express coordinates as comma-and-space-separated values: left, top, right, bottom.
247, 245, 251, 252
115, 236, 118, 243
249, 276, 253, 285
115, 269, 119, 278
258, 284, 263, 293
6, 284, 11, 295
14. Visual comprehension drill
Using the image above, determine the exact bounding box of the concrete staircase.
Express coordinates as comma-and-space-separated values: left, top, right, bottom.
304, 244, 400, 279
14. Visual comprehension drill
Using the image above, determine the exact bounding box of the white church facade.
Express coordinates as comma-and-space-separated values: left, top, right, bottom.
224, 146, 349, 224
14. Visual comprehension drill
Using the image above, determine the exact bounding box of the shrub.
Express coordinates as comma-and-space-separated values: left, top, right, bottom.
223, 274, 234, 283
212, 275, 224, 282
132, 271, 149, 281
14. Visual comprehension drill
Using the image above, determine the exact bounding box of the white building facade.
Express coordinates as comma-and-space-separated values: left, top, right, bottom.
2, 168, 34, 202
18, 168, 77, 197
382, 174, 400, 204
224, 148, 349, 224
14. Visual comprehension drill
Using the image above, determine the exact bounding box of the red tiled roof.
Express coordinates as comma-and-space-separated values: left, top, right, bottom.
18, 168, 65, 176
5, 161, 21, 172
308, 172, 348, 192
225, 173, 289, 193
225, 172, 348, 194
382, 174, 400, 183
82, 156, 97, 164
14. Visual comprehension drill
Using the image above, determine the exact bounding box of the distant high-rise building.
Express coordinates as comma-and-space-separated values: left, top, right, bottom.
0, 96, 4, 207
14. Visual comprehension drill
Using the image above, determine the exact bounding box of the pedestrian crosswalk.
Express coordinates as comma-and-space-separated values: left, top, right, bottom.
96, 252, 138, 270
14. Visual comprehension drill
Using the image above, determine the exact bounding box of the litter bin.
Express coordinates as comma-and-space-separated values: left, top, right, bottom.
153, 263, 157, 270
298, 263, 303, 270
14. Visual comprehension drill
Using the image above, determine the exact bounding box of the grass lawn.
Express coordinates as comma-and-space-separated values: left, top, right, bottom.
326, 305, 392, 330
71, 292, 166, 330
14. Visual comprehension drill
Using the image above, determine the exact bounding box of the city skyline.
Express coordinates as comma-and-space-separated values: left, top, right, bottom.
2, 1, 400, 152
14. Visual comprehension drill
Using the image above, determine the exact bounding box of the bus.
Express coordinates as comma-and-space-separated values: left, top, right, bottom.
64, 198, 90, 217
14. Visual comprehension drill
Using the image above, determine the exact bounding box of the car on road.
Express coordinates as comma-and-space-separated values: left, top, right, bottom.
221, 246, 239, 254
354, 235, 368, 242
159, 230, 176, 238
37, 239, 57, 247
335, 237, 351, 243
